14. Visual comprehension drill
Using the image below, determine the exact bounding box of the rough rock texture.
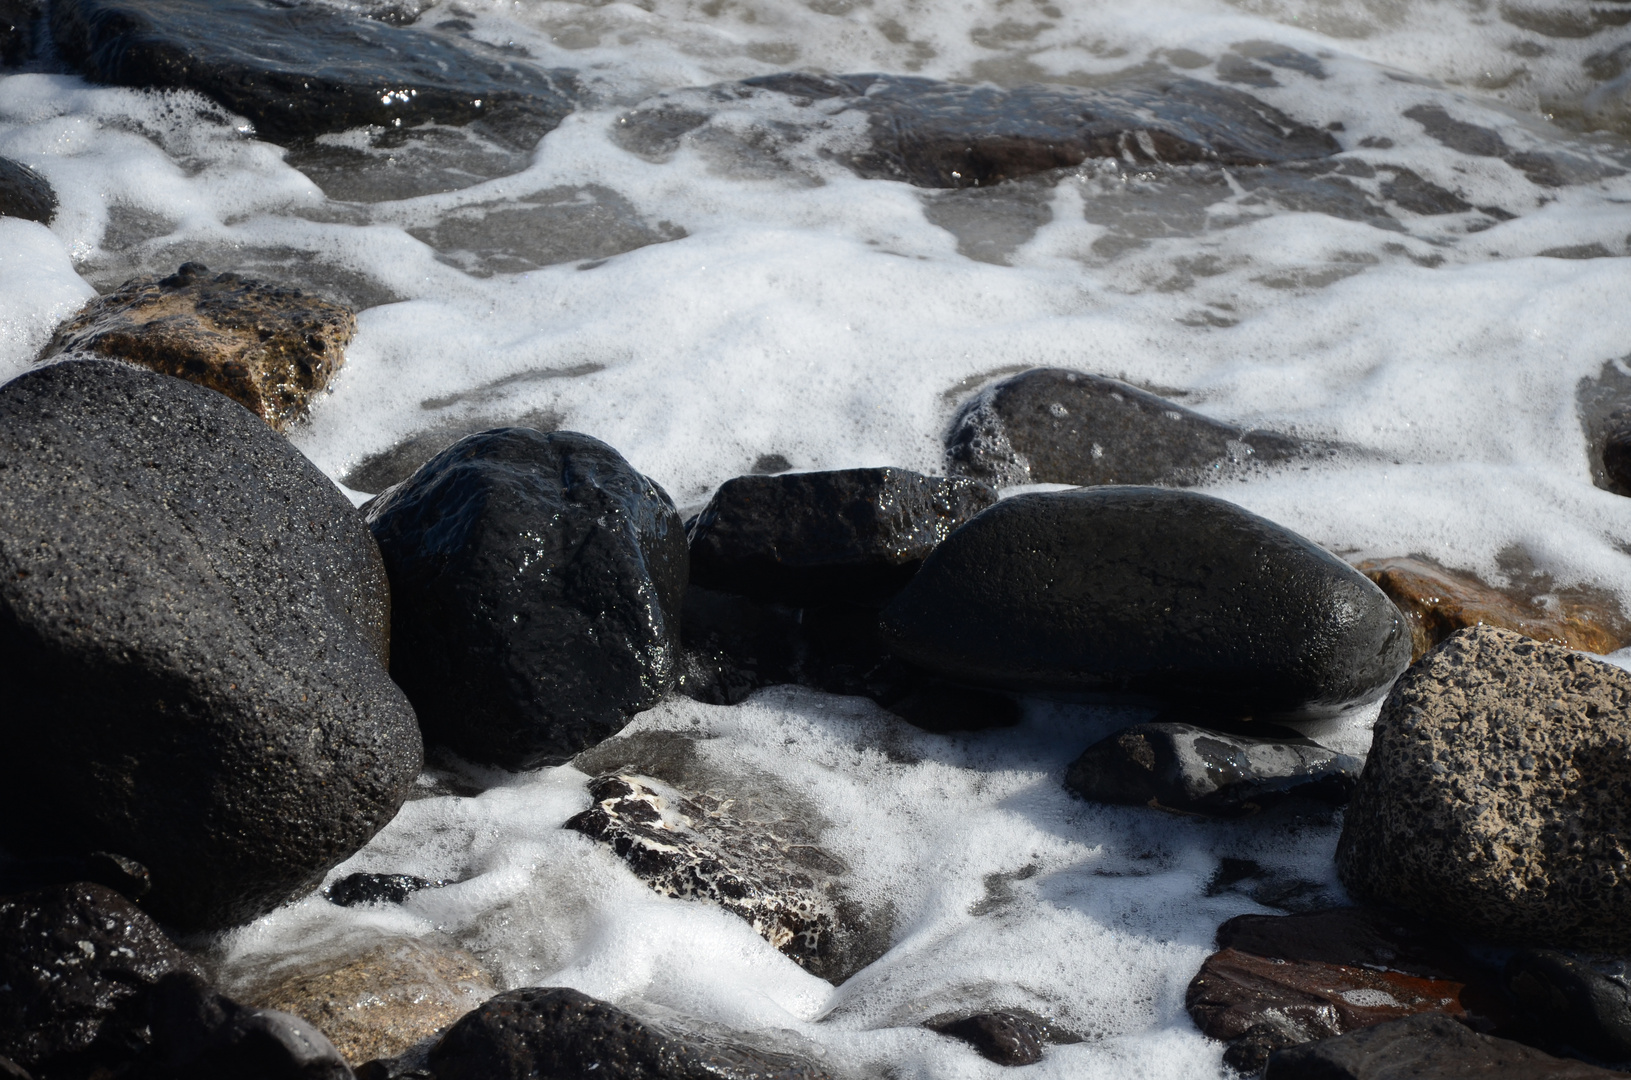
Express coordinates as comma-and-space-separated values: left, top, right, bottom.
1357, 555, 1626, 661
42, 263, 355, 431
1261, 1013, 1618, 1079
367, 428, 686, 768
0, 360, 422, 929
1337, 627, 1631, 949
50, 0, 576, 146
242, 939, 496, 1065
878, 487, 1411, 717
1186, 907, 1508, 1072
147, 972, 354, 1080
1065, 722, 1359, 815
926, 1012, 1045, 1066
428, 987, 831, 1080
324, 873, 445, 908
1504, 950, 1631, 1062
0, 156, 55, 224
617, 71, 1340, 189
946, 369, 1320, 488
687, 468, 996, 606
565, 774, 862, 981
0, 884, 205, 1079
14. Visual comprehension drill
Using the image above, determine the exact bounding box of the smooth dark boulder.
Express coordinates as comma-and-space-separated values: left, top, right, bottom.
367, 428, 687, 768
1505, 950, 1631, 1062
687, 468, 996, 606
945, 368, 1317, 487
927, 1012, 1045, 1066
428, 987, 830, 1080
50, 0, 575, 146
0, 360, 422, 929
1261, 1013, 1618, 1079
878, 487, 1411, 717
1065, 721, 1359, 815
0, 157, 55, 224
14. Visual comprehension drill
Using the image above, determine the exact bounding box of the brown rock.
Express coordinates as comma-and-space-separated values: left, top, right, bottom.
241, 938, 496, 1065
1357, 556, 1627, 661
42, 262, 354, 430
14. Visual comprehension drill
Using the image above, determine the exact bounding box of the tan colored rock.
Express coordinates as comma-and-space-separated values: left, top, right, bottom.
42, 261, 353, 430
1356, 555, 1627, 661
241, 937, 496, 1065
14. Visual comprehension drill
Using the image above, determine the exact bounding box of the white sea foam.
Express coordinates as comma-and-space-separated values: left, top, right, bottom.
5, 0, 1631, 1075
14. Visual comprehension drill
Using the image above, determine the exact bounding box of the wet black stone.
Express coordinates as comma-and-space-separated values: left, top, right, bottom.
1380, 167, 1473, 215
428, 987, 830, 1080
50, 0, 576, 146
878, 487, 1411, 716
0, 0, 39, 66
1505, 950, 1631, 1061
0, 157, 55, 224
1261, 1012, 1617, 1079
945, 368, 1322, 487
0, 852, 152, 902
687, 467, 996, 607
367, 428, 687, 769
0, 1055, 28, 1079
1065, 721, 1360, 815
0, 883, 205, 1079
324, 873, 442, 908
1403, 104, 1508, 157
0, 360, 422, 931
147, 972, 353, 1080
928, 1012, 1045, 1066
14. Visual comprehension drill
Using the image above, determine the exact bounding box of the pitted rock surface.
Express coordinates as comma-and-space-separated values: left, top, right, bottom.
42, 262, 355, 430
565, 774, 859, 981
1338, 626, 1631, 949
0, 156, 54, 224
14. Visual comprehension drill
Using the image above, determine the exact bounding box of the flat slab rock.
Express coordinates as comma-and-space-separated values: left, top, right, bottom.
947, 368, 1325, 488
1262, 1013, 1619, 1079
43, 262, 355, 431
1337, 626, 1631, 949
0, 156, 54, 224
50, 0, 576, 145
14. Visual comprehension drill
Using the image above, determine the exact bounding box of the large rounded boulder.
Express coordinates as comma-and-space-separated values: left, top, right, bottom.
0, 359, 422, 930
366, 428, 687, 768
877, 487, 1410, 716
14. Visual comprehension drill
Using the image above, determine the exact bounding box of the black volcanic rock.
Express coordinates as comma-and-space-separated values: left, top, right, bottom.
1262, 1012, 1616, 1079
0, 157, 55, 224
878, 487, 1410, 716
946, 368, 1319, 487
928, 1012, 1045, 1066
147, 972, 353, 1080
50, 0, 576, 146
688, 467, 996, 606
1505, 950, 1631, 1061
367, 428, 687, 768
0, 359, 421, 930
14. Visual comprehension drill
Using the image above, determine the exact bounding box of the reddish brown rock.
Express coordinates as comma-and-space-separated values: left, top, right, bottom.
42, 262, 354, 430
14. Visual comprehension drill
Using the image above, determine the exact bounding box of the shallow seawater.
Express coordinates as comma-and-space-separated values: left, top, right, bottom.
5, 0, 1631, 1075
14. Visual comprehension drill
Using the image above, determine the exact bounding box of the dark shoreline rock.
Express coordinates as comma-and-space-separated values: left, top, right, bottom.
1262, 1012, 1618, 1079
0, 156, 55, 224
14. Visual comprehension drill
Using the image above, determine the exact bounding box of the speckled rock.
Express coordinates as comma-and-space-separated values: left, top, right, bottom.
42, 262, 355, 431
0, 359, 421, 930
1261, 1012, 1618, 1079
0, 156, 54, 224
1337, 626, 1631, 949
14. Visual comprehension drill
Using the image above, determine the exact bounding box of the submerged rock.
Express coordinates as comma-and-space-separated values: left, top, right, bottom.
946, 368, 1320, 487
0, 360, 421, 929
367, 428, 687, 768
1065, 721, 1360, 815
1337, 627, 1631, 949
1505, 950, 1631, 1062
42, 262, 356, 431
1356, 555, 1626, 661
927, 1011, 1046, 1066
878, 487, 1411, 717
428, 987, 830, 1080
50, 0, 576, 146
1261, 1012, 1616, 1079
687, 467, 996, 607
0, 156, 54, 224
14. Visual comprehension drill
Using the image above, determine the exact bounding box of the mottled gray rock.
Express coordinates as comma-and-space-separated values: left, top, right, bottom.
1065, 722, 1360, 815
945, 368, 1319, 488
1262, 1013, 1617, 1079
0, 157, 54, 224
0, 359, 421, 929
1505, 950, 1631, 1062
1337, 626, 1631, 949
927, 1012, 1045, 1066
878, 487, 1411, 717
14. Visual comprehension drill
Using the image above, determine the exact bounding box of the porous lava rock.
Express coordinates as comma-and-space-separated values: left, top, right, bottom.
1337, 626, 1631, 949
927, 1012, 1045, 1066
50, 0, 575, 146
42, 262, 355, 430
687, 467, 996, 607
946, 369, 1318, 487
1504, 950, 1631, 1062
1261, 1012, 1617, 1079
0, 359, 421, 929
1065, 721, 1359, 815
565, 774, 864, 981
1186, 907, 1508, 1072
427, 987, 830, 1080
366, 428, 687, 768
0, 156, 55, 224
324, 873, 445, 908
1357, 555, 1626, 661
878, 487, 1411, 717
0, 883, 205, 1079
